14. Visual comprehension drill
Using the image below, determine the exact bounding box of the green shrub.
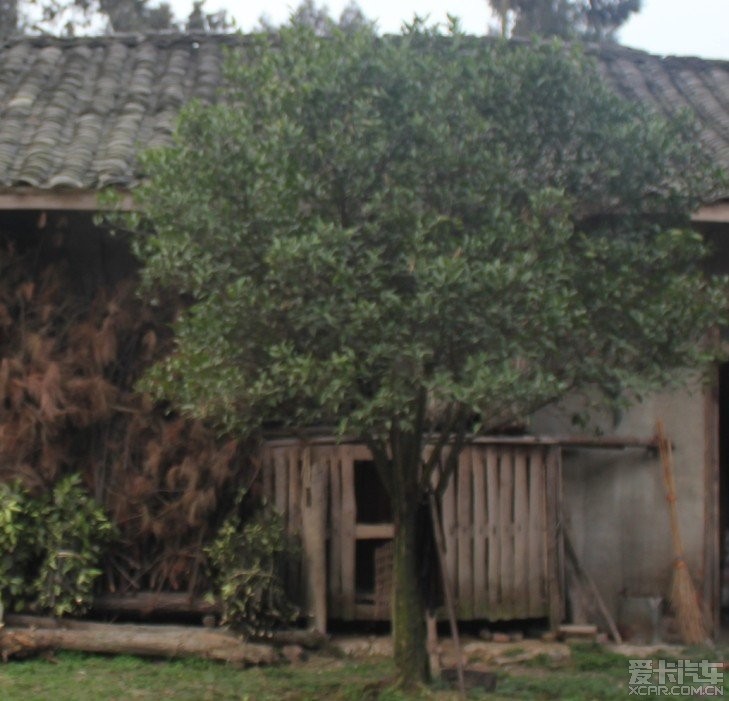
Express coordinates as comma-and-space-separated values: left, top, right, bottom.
207, 496, 298, 637
32, 474, 115, 616
0, 474, 114, 616
0, 481, 42, 609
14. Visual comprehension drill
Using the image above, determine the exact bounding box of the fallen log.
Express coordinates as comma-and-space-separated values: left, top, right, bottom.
6, 614, 329, 650
0, 618, 278, 665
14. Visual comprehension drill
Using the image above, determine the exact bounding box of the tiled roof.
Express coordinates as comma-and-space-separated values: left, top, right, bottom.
594, 44, 729, 186
0, 33, 726, 194
0, 34, 233, 190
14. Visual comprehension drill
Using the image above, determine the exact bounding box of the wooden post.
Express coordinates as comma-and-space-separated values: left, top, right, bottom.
301, 447, 328, 633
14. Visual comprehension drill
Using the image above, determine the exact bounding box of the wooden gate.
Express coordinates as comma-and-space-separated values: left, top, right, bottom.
261, 437, 563, 630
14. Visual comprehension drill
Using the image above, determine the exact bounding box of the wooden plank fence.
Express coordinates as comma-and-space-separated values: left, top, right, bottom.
260, 438, 563, 630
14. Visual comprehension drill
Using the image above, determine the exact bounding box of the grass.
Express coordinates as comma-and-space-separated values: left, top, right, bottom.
493, 642, 726, 701
0, 642, 725, 701
0, 652, 450, 701
493, 643, 629, 701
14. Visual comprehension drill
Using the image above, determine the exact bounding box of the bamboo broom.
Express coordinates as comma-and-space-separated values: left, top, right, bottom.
655, 420, 708, 645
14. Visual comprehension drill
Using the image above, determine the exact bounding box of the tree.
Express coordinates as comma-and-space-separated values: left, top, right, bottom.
490, 0, 641, 41
0, 0, 231, 38
258, 0, 371, 35
185, 0, 232, 32
0, 0, 19, 40
132, 23, 725, 687
93, 0, 175, 32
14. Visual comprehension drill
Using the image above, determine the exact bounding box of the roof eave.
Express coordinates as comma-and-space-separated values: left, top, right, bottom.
693, 202, 729, 224
0, 187, 135, 211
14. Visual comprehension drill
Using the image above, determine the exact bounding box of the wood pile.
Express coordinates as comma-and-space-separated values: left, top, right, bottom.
0, 230, 248, 596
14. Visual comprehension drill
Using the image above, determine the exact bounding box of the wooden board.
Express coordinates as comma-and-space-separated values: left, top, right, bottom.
513, 449, 529, 618
485, 446, 500, 614
528, 449, 546, 617
457, 448, 474, 618
340, 446, 356, 620
328, 450, 343, 617
472, 448, 487, 617
545, 447, 564, 629
499, 448, 514, 616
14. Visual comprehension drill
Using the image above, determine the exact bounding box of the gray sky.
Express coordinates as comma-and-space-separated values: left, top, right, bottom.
186, 0, 728, 60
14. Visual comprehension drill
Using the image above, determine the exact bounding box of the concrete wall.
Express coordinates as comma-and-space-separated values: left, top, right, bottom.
532, 378, 709, 626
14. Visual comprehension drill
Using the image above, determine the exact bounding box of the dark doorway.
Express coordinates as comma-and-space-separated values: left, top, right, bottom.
354, 460, 391, 523
353, 460, 393, 614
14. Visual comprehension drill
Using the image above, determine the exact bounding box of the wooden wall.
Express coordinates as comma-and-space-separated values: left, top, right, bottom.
261, 438, 563, 630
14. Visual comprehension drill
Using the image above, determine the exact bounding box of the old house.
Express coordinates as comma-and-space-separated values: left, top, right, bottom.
0, 33, 727, 637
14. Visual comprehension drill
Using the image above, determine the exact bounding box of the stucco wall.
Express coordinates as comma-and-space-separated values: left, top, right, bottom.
532, 379, 708, 625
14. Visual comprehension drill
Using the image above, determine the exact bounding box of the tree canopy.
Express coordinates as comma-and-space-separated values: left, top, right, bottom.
132, 23, 726, 686
0, 0, 231, 39
490, 0, 641, 41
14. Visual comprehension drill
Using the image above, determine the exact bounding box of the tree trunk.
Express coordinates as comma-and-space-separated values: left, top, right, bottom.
391, 491, 429, 688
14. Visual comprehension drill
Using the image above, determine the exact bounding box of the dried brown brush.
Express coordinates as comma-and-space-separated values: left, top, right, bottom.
0, 232, 245, 594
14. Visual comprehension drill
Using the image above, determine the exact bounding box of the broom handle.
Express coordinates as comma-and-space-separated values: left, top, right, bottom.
656, 420, 685, 559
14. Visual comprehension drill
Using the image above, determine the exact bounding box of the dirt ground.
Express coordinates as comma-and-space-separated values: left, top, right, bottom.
334, 633, 681, 664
